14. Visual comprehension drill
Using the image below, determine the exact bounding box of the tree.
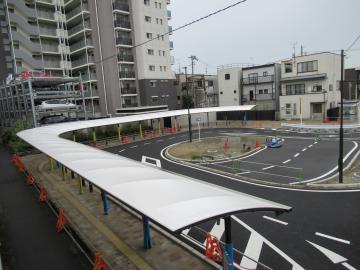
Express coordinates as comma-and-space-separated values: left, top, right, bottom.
182, 94, 194, 109
1, 120, 32, 153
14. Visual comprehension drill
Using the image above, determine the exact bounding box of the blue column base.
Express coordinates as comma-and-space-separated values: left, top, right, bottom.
224, 243, 234, 270
101, 191, 109, 215
143, 215, 152, 249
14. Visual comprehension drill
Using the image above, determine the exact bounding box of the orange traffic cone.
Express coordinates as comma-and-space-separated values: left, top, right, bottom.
56, 209, 68, 232
255, 138, 260, 148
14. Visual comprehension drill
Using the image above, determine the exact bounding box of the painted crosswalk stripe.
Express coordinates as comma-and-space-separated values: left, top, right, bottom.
262, 165, 275, 170
294, 153, 300, 158
283, 159, 291, 164
315, 232, 350, 244
203, 219, 224, 244
240, 233, 263, 269
263, 216, 288, 226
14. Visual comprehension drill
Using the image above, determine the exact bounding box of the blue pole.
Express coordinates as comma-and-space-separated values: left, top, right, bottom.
101, 190, 109, 215
224, 216, 234, 270
142, 215, 152, 249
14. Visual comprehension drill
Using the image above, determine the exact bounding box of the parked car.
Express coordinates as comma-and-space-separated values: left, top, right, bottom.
37, 99, 77, 111
40, 115, 68, 125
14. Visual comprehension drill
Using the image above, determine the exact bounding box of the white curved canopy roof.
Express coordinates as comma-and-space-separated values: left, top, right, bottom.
18, 106, 291, 232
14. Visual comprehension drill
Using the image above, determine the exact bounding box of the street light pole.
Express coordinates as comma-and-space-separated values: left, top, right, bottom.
183, 67, 192, 143
339, 49, 345, 183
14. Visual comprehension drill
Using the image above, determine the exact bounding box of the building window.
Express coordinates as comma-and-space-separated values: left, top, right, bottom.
258, 89, 263, 94
263, 71, 268, 77
160, 19, 163, 24
225, 73, 230, 80
156, 18, 159, 24
159, 2, 162, 8
220, 91, 223, 95
208, 80, 214, 87
286, 84, 305, 95
155, 1, 157, 7
145, 16, 151, 23
263, 89, 268, 94
148, 49, 154, 55
144, 0, 150, 5
312, 85, 322, 92
164, 66, 167, 72
329, 84, 333, 91
146, 33, 153, 39
285, 62, 293, 73
312, 103, 322, 113
234, 90, 237, 94
149, 65, 155, 71
150, 80, 156, 87
248, 73, 258, 83
162, 51, 165, 56
285, 104, 292, 115
297, 60, 318, 73
160, 66, 163, 72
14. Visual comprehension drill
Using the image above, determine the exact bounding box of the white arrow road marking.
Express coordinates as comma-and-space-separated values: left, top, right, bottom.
306, 241, 347, 264
315, 232, 351, 245
141, 156, 161, 168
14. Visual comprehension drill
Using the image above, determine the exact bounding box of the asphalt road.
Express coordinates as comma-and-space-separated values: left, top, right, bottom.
106, 127, 360, 270
0, 146, 90, 270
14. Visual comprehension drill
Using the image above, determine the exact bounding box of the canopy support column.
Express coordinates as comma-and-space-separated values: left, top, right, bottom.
224, 216, 234, 270
117, 124, 121, 142
142, 215, 152, 249
101, 190, 109, 215
139, 122, 143, 139
92, 128, 96, 144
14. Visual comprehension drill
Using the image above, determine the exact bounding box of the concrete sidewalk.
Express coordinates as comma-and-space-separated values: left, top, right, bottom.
23, 153, 216, 270
0, 147, 90, 270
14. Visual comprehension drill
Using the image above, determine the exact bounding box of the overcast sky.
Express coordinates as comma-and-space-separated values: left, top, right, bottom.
169, 0, 360, 74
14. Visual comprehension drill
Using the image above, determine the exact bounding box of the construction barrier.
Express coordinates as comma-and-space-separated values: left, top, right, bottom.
26, 173, 35, 185
205, 233, 223, 263
56, 209, 68, 233
39, 187, 48, 203
93, 252, 109, 270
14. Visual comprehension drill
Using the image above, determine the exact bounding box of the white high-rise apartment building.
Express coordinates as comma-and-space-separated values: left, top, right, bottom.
0, 0, 176, 117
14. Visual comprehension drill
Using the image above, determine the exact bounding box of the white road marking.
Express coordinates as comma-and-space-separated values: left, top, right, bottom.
169, 137, 176, 140
314, 141, 318, 144
233, 216, 304, 269
118, 149, 125, 153
307, 241, 347, 264
130, 145, 138, 148
212, 146, 268, 164
203, 219, 224, 244
262, 165, 275, 170
294, 153, 300, 158
144, 142, 152, 145
157, 139, 164, 142
240, 233, 263, 269
291, 141, 358, 184
263, 216, 288, 226
315, 232, 351, 245
182, 228, 190, 235
302, 148, 307, 152
236, 171, 251, 175
180, 135, 187, 138
141, 156, 162, 168
308, 144, 313, 148
283, 159, 291, 164
160, 144, 360, 193
342, 262, 357, 270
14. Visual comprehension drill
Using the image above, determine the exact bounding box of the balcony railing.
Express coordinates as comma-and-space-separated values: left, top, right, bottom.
113, 2, 130, 12
118, 54, 134, 62
42, 44, 59, 52
116, 36, 132, 46
242, 75, 274, 85
68, 21, 91, 36
66, 4, 89, 21
37, 10, 55, 20
119, 71, 135, 78
39, 27, 57, 36
72, 56, 95, 68
43, 60, 61, 68
121, 87, 137, 95
70, 38, 93, 52
123, 103, 138, 108
114, 20, 131, 29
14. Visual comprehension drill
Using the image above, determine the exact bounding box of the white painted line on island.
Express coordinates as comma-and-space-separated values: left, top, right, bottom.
130, 145, 138, 148
262, 165, 275, 170
307, 241, 347, 264
118, 149, 125, 153
308, 145, 313, 148
283, 159, 291, 164
315, 232, 351, 245
302, 148, 307, 152
236, 171, 251, 175
144, 142, 152, 145
263, 216, 288, 226
294, 153, 300, 158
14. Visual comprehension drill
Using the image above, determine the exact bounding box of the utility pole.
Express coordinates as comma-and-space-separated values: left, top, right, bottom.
189, 55, 198, 108
339, 49, 345, 183
183, 67, 192, 143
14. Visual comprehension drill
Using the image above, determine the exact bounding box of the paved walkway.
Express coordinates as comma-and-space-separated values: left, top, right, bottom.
0, 146, 90, 270
23, 153, 216, 270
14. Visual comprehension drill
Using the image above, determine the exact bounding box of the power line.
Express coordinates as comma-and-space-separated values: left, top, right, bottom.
346, 33, 360, 52
95, 0, 248, 65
